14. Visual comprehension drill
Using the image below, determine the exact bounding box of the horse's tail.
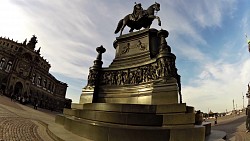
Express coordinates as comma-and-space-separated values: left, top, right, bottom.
114, 19, 123, 34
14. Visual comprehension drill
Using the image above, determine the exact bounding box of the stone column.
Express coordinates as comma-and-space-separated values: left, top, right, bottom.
80, 45, 106, 104
154, 29, 182, 104
88, 45, 106, 103
158, 29, 170, 53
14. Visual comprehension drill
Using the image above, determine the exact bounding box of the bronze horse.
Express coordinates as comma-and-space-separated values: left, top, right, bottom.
115, 3, 161, 36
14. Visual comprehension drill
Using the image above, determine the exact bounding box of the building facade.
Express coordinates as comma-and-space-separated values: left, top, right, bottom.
0, 35, 71, 111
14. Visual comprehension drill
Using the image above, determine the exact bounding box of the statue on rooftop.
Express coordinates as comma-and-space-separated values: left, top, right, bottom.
23, 38, 27, 45
27, 35, 38, 50
115, 2, 161, 36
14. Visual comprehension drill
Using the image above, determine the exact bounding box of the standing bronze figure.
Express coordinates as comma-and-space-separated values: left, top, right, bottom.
115, 2, 161, 35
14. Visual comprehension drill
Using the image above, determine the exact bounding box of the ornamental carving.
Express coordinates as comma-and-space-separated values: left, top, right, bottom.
87, 69, 99, 86
100, 56, 178, 86
18, 61, 31, 77
120, 43, 130, 55
136, 40, 146, 50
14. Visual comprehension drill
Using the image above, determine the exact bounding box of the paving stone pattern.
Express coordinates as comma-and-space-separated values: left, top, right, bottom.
0, 105, 54, 141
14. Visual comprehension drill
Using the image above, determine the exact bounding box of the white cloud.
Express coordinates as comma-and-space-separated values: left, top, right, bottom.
158, 2, 207, 45
1, 0, 248, 110
175, 0, 237, 28
183, 58, 249, 112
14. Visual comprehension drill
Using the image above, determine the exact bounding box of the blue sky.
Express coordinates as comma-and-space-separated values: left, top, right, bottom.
0, 0, 250, 113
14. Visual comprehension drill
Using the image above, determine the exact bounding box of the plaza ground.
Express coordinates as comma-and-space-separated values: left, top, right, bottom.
0, 95, 90, 141
1, 94, 250, 141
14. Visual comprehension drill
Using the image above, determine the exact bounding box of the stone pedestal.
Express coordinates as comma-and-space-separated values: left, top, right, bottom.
57, 29, 206, 141
56, 103, 205, 141
79, 86, 94, 104
110, 28, 159, 68
80, 28, 180, 105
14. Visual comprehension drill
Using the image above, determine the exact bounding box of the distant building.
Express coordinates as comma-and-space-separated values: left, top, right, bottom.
0, 35, 71, 111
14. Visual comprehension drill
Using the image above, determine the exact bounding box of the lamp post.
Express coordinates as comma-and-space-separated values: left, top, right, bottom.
243, 94, 245, 109
233, 99, 235, 111
247, 92, 250, 107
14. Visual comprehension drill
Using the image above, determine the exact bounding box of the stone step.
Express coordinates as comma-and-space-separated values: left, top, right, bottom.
63, 108, 194, 126
71, 103, 85, 109
55, 114, 170, 141
63, 108, 79, 116
156, 104, 187, 114
66, 103, 191, 119
77, 103, 187, 114
55, 114, 205, 141
78, 110, 163, 126
163, 113, 195, 125
63, 103, 189, 116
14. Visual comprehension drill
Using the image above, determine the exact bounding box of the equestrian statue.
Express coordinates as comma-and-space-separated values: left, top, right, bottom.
115, 2, 161, 36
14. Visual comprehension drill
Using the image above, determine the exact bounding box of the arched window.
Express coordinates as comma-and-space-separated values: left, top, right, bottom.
48, 81, 51, 91
43, 79, 47, 89
5, 61, 12, 72
31, 74, 36, 83
0, 58, 6, 69
51, 84, 55, 93
37, 76, 41, 86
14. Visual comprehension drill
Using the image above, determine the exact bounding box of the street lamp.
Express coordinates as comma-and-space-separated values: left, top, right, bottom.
243, 95, 245, 109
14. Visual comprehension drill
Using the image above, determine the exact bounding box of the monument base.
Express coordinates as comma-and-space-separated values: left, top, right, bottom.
59, 28, 208, 140
80, 86, 94, 104
80, 78, 179, 105
56, 103, 205, 141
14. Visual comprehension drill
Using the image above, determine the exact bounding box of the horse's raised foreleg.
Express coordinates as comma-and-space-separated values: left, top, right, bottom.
148, 15, 161, 26
157, 16, 161, 26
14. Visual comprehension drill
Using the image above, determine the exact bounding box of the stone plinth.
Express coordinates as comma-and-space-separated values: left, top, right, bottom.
80, 86, 94, 104
95, 78, 178, 105
56, 103, 205, 141
57, 28, 206, 141
80, 28, 180, 105
110, 28, 159, 68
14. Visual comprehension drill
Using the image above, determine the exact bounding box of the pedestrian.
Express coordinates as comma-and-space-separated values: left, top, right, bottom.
22, 97, 25, 104
34, 102, 38, 110
214, 116, 218, 125
10, 93, 15, 101
0, 89, 3, 96
18, 96, 21, 103
246, 106, 250, 132
10, 93, 13, 101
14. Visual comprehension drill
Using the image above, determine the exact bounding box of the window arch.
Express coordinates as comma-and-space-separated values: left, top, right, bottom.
0, 58, 6, 69
31, 73, 36, 83
5, 61, 12, 72
48, 81, 51, 91
37, 76, 42, 86
43, 79, 47, 89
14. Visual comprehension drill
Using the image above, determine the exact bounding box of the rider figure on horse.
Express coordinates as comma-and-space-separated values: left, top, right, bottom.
115, 2, 161, 35
132, 2, 145, 21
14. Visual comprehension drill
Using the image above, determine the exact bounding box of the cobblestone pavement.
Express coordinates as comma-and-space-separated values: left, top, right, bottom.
228, 121, 250, 141
212, 115, 250, 141
0, 103, 54, 141
0, 96, 88, 141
